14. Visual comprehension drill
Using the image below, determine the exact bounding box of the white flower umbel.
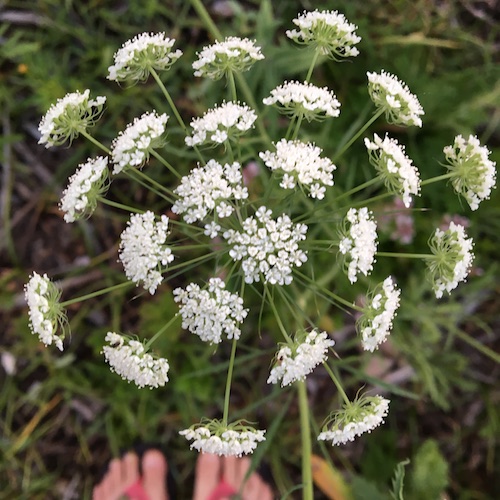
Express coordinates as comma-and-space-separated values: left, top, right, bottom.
426, 221, 474, 298
357, 277, 401, 352
318, 395, 390, 446
60, 156, 109, 222
118, 211, 174, 294
193, 37, 264, 80
268, 330, 335, 387
443, 134, 497, 210
263, 81, 341, 121
286, 10, 361, 59
172, 160, 248, 223
38, 89, 106, 148
367, 70, 424, 127
103, 332, 169, 388
111, 111, 169, 174
259, 139, 336, 199
180, 420, 266, 456
107, 33, 182, 83
364, 133, 421, 208
185, 101, 257, 147
339, 207, 378, 283
173, 278, 248, 344
223, 206, 308, 285
25, 273, 67, 351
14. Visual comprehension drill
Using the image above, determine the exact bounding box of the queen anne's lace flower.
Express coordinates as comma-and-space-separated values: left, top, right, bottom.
268, 330, 335, 387
367, 70, 424, 127
443, 134, 497, 211
193, 37, 264, 80
339, 207, 378, 283
118, 211, 174, 294
172, 160, 248, 223
223, 206, 308, 285
185, 101, 257, 147
38, 90, 106, 148
25, 273, 67, 351
318, 395, 389, 446
60, 157, 109, 222
103, 332, 169, 388
260, 139, 336, 199
173, 278, 248, 344
357, 277, 401, 352
111, 111, 169, 174
180, 420, 266, 456
364, 133, 421, 208
107, 33, 182, 83
263, 81, 341, 121
286, 10, 361, 59
426, 221, 474, 298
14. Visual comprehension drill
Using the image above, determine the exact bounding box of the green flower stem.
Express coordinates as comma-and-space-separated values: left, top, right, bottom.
333, 107, 385, 161
342, 191, 393, 211
292, 113, 305, 141
305, 50, 320, 83
126, 170, 172, 202
61, 281, 132, 307
284, 115, 297, 141
98, 197, 143, 213
377, 252, 432, 259
222, 337, 238, 427
150, 149, 181, 179
128, 168, 173, 198
323, 363, 351, 406
297, 380, 314, 500
190, 0, 222, 39
145, 313, 180, 349
228, 70, 238, 102
166, 250, 224, 273
420, 172, 454, 186
264, 285, 293, 344
174, 243, 220, 250
334, 177, 382, 203
80, 130, 110, 154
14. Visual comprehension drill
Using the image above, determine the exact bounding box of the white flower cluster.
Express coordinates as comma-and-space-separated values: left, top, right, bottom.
60, 156, 109, 222
118, 211, 174, 294
185, 101, 257, 146
263, 81, 341, 121
367, 70, 424, 127
364, 133, 421, 208
443, 134, 497, 211
111, 111, 169, 174
103, 332, 169, 388
173, 278, 248, 344
107, 33, 182, 82
260, 139, 336, 199
427, 222, 474, 298
38, 89, 106, 148
339, 208, 378, 283
267, 330, 335, 387
224, 206, 308, 285
357, 277, 401, 352
180, 424, 266, 456
286, 9, 361, 59
193, 37, 264, 80
172, 160, 248, 224
25, 273, 66, 351
318, 396, 390, 446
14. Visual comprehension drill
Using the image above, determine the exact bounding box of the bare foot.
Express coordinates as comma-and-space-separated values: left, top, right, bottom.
93, 449, 168, 500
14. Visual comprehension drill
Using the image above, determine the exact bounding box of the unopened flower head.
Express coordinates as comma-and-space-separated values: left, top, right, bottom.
60, 156, 109, 222
25, 273, 67, 351
427, 221, 474, 298
367, 70, 424, 127
223, 206, 308, 285
185, 101, 257, 147
111, 111, 168, 174
103, 332, 169, 388
268, 330, 335, 387
357, 277, 401, 352
365, 133, 421, 208
286, 10, 361, 59
118, 211, 174, 294
38, 89, 106, 148
180, 419, 266, 456
172, 160, 248, 223
260, 139, 336, 199
443, 134, 497, 211
339, 207, 378, 283
173, 278, 248, 344
263, 81, 341, 121
193, 37, 264, 80
107, 33, 182, 83
318, 395, 389, 446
